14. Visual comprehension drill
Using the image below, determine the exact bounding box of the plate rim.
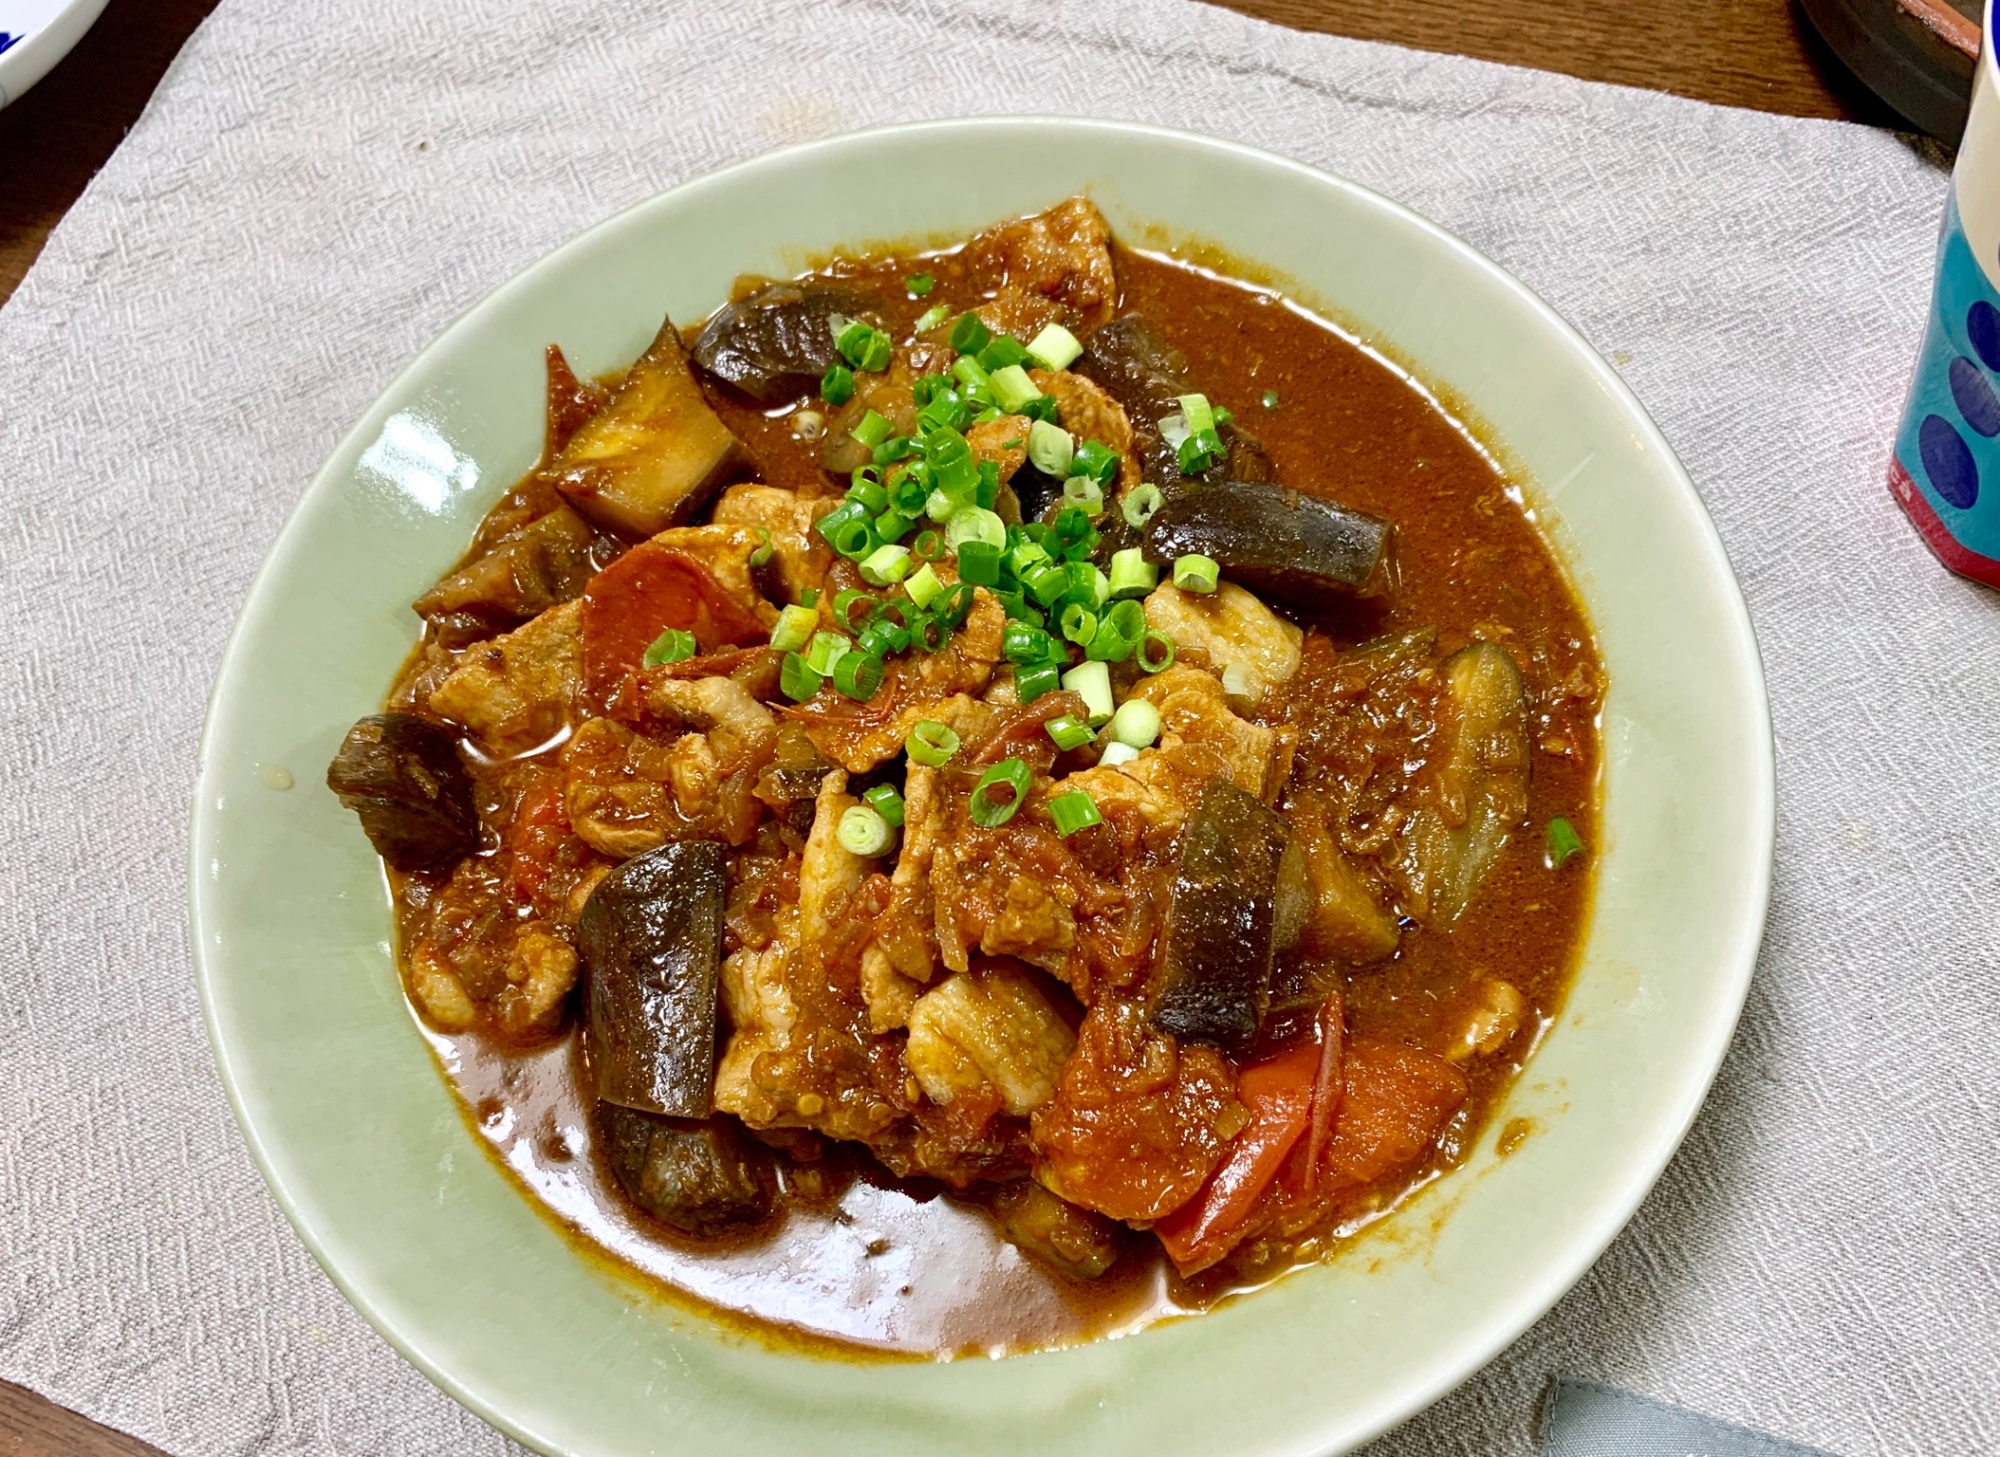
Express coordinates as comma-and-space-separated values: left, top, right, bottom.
188, 113, 1777, 1455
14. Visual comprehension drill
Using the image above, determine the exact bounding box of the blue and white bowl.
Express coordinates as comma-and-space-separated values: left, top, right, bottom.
0, 0, 110, 110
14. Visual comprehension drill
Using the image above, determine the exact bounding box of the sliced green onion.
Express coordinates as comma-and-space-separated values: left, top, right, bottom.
830, 516, 877, 560
837, 804, 894, 856
1108, 547, 1158, 599
933, 582, 976, 627
974, 333, 1026, 369
837, 320, 893, 372
770, 603, 818, 653
1108, 697, 1161, 749
1016, 660, 1062, 703
820, 363, 856, 406
1123, 483, 1164, 529
1048, 789, 1102, 839
976, 459, 1001, 508
1072, 440, 1119, 485
851, 410, 893, 449
1178, 393, 1217, 436
847, 476, 890, 514
950, 352, 991, 391
1009, 538, 1052, 575
909, 612, 948, 652
1083, 599, 1145, 665
1173, 553, 1220, 594
1260, 389, 1279, 410
832, 588, 878, 634
1060, 602, 1098, 647
1099, 741, 1142, 768
806, 630, 852, 676
1213, 407, 1233, 429
832, 650, 885, 701
989, 364, 1041, 414
1027, 419, 1074, 478
905, 564, 945, 610
748, 526, 774, 567
800, 587, 820, 608
780, 651, 824, 702
885, 466, 928, 515
950, 312, 992, 355
1137, 629, 1176, 674
1547, 817, 1586, 869
860, 543, 912, 586
858, 617, 909, 658
946, 505, 1007, 553
863, 783, 906, 828
817, 498, 867, 546
1063, 475, 1105, 517
1002, 620, 1055, 665
906, 272, 936, 297
1020, 394, 1060, 425
909, 528, 944, 562
907, 719, 960, 767
1022, 560, 1068, 608
970, 757, 1032, 828
913, 303, 951, 334
1045, 715, 1095, 752
1220, 660, 1263, 708
1177, 428, 1224, 475
1062, 660, 1115, 724
1026, 322, 1083, 371
642, 627, 697, 667
873, 436, 917, 467
956, 539, 1003, 586
916, 390, 972, 436
874, 509, 914, 543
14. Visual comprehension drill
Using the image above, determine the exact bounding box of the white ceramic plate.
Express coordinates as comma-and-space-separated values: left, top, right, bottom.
0, 0, 107, 108
191, 118, 1775, 1457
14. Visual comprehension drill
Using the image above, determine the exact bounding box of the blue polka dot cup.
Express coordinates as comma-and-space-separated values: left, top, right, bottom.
1892, 0, 2000, 587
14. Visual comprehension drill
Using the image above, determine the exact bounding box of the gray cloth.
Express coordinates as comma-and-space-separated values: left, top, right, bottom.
1541, 1379, 1842, 1457
1, 1, 1994, 1455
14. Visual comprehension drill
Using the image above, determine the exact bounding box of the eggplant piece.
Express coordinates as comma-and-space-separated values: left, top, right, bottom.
325, 713, 477, 873
691, 282, 883, 403
1078, 314, 1272, 491
1144, 478, 1397, 604
1406, 642, 1530, 925
552, 316, 745, 538
412, 503, 602, 625
597, 1103, 773, 1237
991, 1180, 1124, 1280
1148, 776, 1293, 1054
580, 840, 726, 1118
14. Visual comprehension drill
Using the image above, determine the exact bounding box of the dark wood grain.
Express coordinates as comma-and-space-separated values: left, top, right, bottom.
0, 0, 1907, 1451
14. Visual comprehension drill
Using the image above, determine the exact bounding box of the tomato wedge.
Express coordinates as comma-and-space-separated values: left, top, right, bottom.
1154, 1037, 1320, 1275
580, 543, 766, 696
1277, 993, 1347, 1204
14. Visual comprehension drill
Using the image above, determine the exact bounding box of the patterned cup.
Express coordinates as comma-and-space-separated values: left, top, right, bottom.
1890, 0, 2000, 588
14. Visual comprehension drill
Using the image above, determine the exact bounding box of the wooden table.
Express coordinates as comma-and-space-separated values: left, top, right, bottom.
0, 0, 1892, 1450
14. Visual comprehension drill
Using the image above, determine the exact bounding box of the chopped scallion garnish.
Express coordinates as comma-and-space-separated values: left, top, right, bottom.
1027, 419, 1074, 478
836, 320, 893, 372
956, 540, 1003, 587
1137, 629, 1176, 674
1099, 741, 1141, 768
1062, 475, 1105, 517
749, 526, 774, 567
1071, 440, 1119, 485
780, 651, 824, 702
837, 804, 894, 856
904, 564, 945, 610
1048, 789, 1103, 839
1123, 483, 1164, 529
642, 627, 698, 667
907, 272, 936, 297
906, 719, 960, 767
1547, 817, 1586, 868
1261, 389, 1279, 410
821, 363, 855, 406
970, 757, 1032, 828
832, 588, 878, 634
1062, 660, 1115, 724
851, 410, 893, 450
832, 650, 885, 701
913, 303, 951, 334
989, 364, 1041, 414
806, 630, 852, 677
1060, 602, 1098, 647
945, 505, 1007, 553
1016, 660, 1062, 703
1173, 553, 1220, 594
859, 543, 912, 587
863, 783, 906, 828
1108, 697, 1161, 749
1108, 547, 1158, 599
1026, 322, 1084, 371
1178, 393, 1217, 436
949, 312, 992, 355
770, 603, 818, 653
1045, 715, 1095, 752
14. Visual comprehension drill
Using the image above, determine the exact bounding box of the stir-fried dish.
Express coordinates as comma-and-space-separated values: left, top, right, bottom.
327, 198, 1602, 1356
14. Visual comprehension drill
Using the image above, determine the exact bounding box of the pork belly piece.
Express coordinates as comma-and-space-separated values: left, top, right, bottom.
905, 960, 1076, 1118
1142, 580, 1303, 686
552, 316, 745, 537
427, 598, 582, 756
710, 483, 837, 603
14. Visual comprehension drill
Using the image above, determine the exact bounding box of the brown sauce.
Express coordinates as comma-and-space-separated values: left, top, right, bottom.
385, 233, 1600, 1359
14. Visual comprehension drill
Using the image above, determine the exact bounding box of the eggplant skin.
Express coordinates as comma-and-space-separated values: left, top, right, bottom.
1078, 314, 1274, 491
324, 713, 477, 873
1145, 479, 1397, 604
691, 282, 883, 403
1148, 777, 1292, 1054
580, 840, 726, 1119
597, 1103, 773, 1238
